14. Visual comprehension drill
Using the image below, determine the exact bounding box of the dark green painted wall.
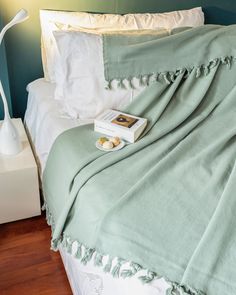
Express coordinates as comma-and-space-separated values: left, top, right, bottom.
1, 0, 236, 119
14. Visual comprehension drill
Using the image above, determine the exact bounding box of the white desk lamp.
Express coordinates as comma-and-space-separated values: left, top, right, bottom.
0, 9, 29, 155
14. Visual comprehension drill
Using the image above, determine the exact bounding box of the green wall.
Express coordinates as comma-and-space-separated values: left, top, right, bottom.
1, 0, 236, 119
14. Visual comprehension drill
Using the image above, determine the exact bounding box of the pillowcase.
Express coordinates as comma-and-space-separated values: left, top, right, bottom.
53, 29, 169, 119
40, 8, 204, 82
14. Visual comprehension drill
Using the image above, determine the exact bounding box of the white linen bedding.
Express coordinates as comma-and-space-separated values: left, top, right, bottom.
25, 78, 92, 173
24, 78, 170, 295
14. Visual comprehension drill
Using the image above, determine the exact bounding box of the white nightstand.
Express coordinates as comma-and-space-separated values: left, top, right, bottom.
0, 118, 41, 224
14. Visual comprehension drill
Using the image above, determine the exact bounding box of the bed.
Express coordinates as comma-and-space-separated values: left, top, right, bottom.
25, 78, 169, 295
24, 7, 236, 295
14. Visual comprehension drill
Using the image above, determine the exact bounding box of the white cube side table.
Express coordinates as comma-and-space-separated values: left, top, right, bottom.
0, 118, 41, 224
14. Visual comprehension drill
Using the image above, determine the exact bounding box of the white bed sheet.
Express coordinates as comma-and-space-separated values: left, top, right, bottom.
24, 78, 170, 295
25, 78, 92, 173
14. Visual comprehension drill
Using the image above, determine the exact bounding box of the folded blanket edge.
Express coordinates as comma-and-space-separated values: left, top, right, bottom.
104, 55, 235, 90
42, 202, 205, 295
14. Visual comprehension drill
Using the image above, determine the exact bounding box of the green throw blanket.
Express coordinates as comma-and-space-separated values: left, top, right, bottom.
43, 25, 236, 295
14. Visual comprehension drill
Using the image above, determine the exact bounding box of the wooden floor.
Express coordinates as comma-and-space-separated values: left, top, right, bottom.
0, 213, 72, 295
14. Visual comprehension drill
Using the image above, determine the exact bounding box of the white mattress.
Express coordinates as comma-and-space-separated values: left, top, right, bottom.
24, 78, 170, 295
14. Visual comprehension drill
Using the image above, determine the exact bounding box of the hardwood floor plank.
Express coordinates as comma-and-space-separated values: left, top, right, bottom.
0, 213, 72, 294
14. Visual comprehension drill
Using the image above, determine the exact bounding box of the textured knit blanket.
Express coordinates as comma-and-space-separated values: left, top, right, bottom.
43, 25, 236, 295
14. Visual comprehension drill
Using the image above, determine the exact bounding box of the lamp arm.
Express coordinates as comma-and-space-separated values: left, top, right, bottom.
0, 80, 10, 120
0, 9, 29, 121
0, 9, 28, 155
0, 9, 29, 46
0, 23, 12, 45
0, 23, 13, 121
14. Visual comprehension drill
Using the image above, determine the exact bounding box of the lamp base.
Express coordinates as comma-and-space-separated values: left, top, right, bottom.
0, 118, 22, 155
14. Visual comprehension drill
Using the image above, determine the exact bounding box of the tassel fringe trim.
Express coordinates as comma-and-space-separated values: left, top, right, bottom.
105, 56, 235, 90
43, 202, 206, 295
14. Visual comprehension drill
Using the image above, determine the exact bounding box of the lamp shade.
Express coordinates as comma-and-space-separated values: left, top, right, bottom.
11, 9, 29, 24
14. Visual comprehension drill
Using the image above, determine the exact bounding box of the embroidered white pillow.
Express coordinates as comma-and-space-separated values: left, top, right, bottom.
40, 8, 204, 81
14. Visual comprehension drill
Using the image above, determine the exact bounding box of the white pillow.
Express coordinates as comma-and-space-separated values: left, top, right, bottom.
40, 8, 204, 82
54, 30, 162, 119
